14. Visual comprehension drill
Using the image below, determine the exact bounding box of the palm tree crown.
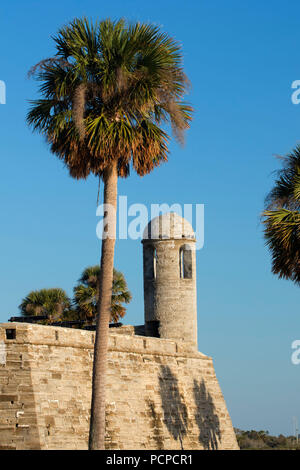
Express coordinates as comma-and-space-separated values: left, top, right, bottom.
19, 288, 71, 321
27, 17, 192, 179
73, 265, 132, 322
262, 146, 300, 284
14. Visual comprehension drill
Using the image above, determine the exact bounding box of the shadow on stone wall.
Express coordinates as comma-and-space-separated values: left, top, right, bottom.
146, 398, 165, 449
0, 341, 42, 450
193, 379, 221, 450
158, 365, 188, 450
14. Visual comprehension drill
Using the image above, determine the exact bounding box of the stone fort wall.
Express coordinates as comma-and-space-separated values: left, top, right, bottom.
0, 323, 238, 450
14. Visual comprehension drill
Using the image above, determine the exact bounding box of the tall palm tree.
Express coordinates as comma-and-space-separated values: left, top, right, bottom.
262, 146, 300, 284
73, 266, 131, 322
27, 17, 192, 449
19, 288, 71, 322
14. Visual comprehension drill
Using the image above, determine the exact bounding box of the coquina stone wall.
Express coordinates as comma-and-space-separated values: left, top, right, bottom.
0, 323, 238, 450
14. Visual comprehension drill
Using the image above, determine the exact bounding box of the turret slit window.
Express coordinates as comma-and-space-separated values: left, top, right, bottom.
144, 245, 157, 280
179, 245, 193, 279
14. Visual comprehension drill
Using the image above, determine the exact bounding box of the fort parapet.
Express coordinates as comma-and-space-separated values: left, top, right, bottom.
0, 322, 238, 450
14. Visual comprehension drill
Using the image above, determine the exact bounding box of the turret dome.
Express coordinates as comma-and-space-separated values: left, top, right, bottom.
142, 212, 195, 241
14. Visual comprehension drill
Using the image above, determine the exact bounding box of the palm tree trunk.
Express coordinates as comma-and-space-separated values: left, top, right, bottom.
89, 161, 118, 450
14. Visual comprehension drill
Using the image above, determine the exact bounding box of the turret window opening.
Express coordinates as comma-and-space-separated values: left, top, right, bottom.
145, 245, 157, 280
179, 245, 193, 279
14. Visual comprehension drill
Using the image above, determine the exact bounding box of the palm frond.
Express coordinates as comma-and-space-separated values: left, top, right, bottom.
263, 209, 300, 284
265, 146, 300, 210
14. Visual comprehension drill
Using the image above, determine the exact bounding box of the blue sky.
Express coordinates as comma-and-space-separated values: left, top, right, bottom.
1, 0, 300, 436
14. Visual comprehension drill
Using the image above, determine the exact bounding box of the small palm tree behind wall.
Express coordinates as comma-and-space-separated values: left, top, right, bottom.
19, 288, 71, 323
73, 266, 132, 323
